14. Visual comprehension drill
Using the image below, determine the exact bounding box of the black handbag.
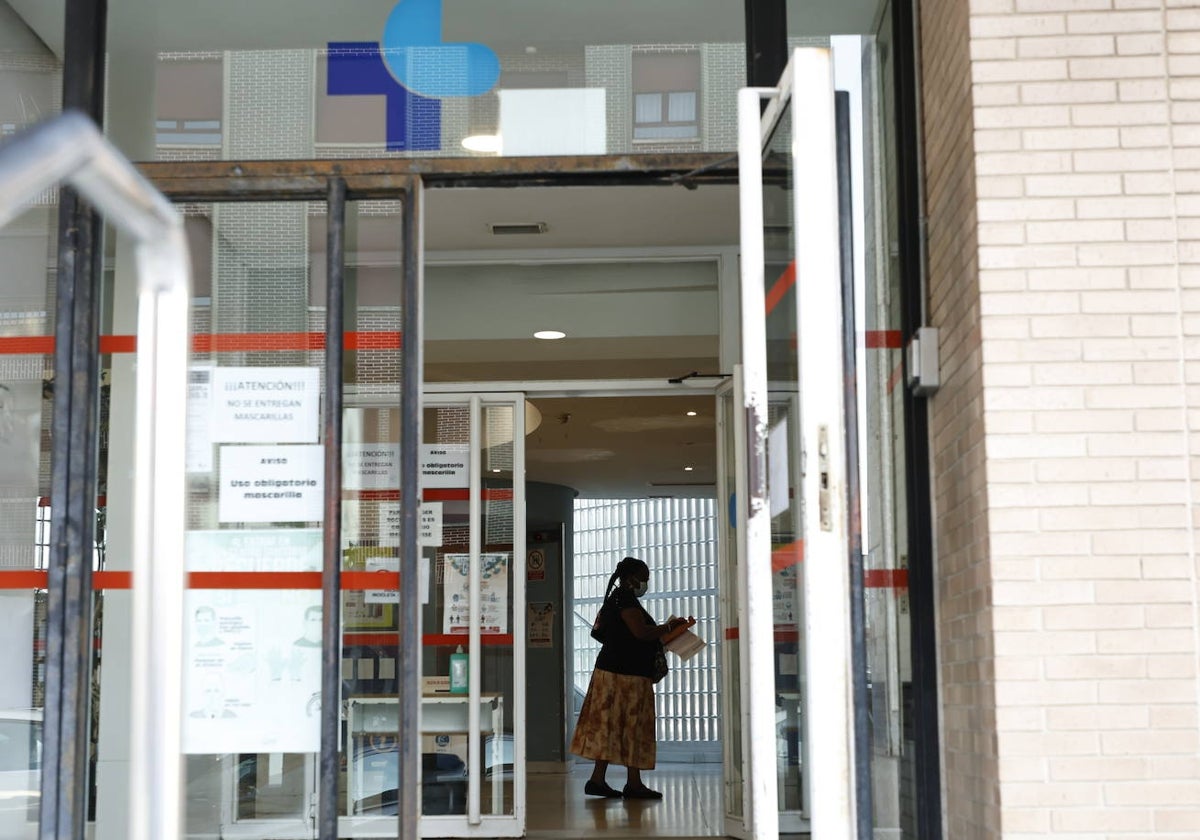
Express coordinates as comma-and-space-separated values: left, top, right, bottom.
651, 642, 669, 683
590, 600, 611, 643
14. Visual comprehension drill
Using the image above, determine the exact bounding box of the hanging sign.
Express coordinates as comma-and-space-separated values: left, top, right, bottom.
219, 444, 324, 523
210, 367, 320, 443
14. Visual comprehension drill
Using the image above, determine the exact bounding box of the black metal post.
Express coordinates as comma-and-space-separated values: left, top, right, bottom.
836, 91, 874, 840
41, 2, 106, 839
745, 0, 787, 88
319, 178, 347, 840
893, 0, 944, 836
397, 176, 424, 840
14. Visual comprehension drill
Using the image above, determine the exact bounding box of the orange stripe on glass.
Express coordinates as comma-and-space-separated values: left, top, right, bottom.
0, 332, 403, 355
764, 261, 797, 316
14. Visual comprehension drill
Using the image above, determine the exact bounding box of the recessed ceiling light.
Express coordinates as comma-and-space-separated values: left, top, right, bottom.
686, 410, 698, 416
492, 468, 502, 473
683, 465, 694, 471
534, 330, 566, 340
462, 134, 502, 153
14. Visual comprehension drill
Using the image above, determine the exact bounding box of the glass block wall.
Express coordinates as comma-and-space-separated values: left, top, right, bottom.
572, 498, 720, 757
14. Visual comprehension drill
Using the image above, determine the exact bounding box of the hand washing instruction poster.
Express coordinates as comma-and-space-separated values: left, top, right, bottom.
442, 553, 509, 635
183, 529, 323, 754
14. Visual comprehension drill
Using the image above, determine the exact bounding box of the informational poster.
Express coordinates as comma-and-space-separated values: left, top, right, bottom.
183, 529, 323, 754
528, 602, 554, 648
210, 366, 320, 443
185, 366, 214, 473
218, 444, 324, 523
442, 553, 509, 634
343, 443, 400, 490
421, 443, 469, 488
773, 564, 799, 626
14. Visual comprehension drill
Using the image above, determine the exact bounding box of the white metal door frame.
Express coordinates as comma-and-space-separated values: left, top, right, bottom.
735, 47, 857, 839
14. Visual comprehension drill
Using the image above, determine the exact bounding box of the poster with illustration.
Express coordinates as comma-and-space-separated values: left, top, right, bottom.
183, 529, 324, 753
442, 553, 509, 635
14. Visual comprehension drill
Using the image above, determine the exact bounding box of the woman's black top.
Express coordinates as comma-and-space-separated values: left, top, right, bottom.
595, 587, 659, 679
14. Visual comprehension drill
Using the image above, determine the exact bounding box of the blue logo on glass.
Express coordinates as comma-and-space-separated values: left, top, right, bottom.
327, 0, 501, 151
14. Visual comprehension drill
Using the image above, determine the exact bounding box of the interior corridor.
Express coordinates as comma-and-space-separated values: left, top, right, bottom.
526, 763, 723, 839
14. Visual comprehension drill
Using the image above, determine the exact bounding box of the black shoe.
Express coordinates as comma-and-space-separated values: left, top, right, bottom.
622, 783, 663, 800
584, 780, 623, 798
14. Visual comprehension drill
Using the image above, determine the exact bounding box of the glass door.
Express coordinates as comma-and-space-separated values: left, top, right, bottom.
726, 47, 859, 838
339, 392, 527, 838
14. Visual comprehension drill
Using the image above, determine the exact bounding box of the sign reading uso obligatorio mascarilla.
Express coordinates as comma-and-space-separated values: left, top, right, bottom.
219, 444, 324, 523
211, 367, 320, 444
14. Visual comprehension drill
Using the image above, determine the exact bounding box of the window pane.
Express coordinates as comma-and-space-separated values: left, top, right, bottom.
635, 93, 662, 124
667, 91, 696, 123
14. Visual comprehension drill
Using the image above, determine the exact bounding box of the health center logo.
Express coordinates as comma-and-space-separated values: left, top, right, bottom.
327, 0, 501, 151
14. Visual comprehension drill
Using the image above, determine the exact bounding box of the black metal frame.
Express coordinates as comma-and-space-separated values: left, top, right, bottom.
41, 1, 107, 839
892, 0, 945, 837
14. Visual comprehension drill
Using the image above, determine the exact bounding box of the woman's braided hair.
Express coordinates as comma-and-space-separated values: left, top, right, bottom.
602, 555, 649, 605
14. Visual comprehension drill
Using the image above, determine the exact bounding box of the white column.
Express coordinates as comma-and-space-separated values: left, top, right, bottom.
94, 44, 157, 840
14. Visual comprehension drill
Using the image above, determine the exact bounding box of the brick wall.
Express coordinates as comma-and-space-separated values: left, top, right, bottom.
921, 0, 998, 835
931, 0, 1200, 834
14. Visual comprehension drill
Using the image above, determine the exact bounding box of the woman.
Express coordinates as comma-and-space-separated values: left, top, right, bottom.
570, 555, 693, 800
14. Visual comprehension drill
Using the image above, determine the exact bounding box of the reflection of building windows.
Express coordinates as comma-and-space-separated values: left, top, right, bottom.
156, 59, 223, 146
0, 70, 54, 137
632, 50, 700, 142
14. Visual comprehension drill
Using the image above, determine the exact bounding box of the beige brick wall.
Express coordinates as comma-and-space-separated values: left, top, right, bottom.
922, 0, 1001, 835
925, 0, 1200, 834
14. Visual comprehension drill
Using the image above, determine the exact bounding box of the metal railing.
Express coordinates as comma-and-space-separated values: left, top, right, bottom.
0, 110, 191, 840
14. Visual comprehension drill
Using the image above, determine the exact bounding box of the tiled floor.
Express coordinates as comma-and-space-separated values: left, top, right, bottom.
526, 763, 724, 839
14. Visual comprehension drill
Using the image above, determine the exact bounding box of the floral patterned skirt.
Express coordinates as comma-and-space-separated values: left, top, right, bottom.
569, 667, 656, 770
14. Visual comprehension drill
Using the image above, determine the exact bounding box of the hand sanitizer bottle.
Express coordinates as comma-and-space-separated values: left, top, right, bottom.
449, 645, 468, 694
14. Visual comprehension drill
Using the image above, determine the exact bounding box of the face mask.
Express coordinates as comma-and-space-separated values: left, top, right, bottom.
631, 580, 648, 597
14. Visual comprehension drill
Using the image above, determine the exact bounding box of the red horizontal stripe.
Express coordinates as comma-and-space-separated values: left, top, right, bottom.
723, 627, 800, 643
0, 333, 403, 355
771, 541, 804, 573
0, 571, 47, 588
864, 568, 908, 589
345, 633, 515, 647
352, 489, 401, 501
423, 488, 512, 502
865, 330, 903, 349
0, 337, 53, 354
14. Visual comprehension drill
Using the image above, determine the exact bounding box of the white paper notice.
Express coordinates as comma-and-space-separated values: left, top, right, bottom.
364, 555, 430, 605
528, 602, 554, 648
768, 418, 790, 517
211, 367, 320, 443
219, 444, 324, 523
421, 443, 469, 488
344, 443, 400, 490
376, 501, 442, 547
442, 553, 509, 634
183, 529, 323, 754
186, 366, 214, 473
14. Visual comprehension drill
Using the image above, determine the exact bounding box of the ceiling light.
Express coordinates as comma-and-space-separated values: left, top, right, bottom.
462, 134, 502, 153
492, 468, 502, 473
684, 466, 694, 471
686, 410, 698, 416
534, 330, 566, 340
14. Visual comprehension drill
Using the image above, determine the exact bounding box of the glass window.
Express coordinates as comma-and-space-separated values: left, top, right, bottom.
632, 50, 701, 142
155, 58, 223, 147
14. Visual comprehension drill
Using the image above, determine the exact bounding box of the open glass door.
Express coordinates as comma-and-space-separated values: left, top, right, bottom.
724, 47, 859, 838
